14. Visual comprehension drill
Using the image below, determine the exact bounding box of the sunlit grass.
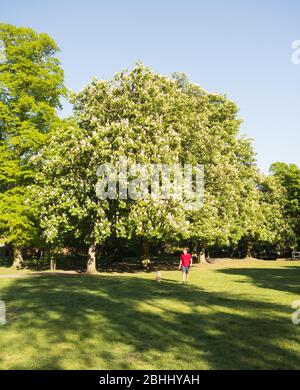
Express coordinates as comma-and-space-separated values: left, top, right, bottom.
0, 260, 299, 369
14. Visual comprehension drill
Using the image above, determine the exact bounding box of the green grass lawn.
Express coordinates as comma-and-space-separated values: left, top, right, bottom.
0, 259, 299, 369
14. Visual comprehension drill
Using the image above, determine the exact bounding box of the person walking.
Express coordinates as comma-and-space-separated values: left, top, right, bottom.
178, 248, 192, 284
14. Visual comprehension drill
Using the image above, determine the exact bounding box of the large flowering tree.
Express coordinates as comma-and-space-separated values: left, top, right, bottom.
33, 120, 112, 273
36, 64, 191, 272
34, 64, 289, 271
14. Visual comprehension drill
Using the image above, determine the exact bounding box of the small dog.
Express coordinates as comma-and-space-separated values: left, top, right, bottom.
155, 271, 161, 283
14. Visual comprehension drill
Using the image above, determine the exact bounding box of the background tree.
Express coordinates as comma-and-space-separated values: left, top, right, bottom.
0, 23, 65, 268
171, 76, 259, 262
270, 162, 300, 249
236, 173, 292, 258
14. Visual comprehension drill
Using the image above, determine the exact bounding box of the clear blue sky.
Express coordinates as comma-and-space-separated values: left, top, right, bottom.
2, 0, 300, 173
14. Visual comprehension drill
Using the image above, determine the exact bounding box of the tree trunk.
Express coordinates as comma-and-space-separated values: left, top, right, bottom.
246, 242, 251, 258
36, 249, 44, 270
242, 239, 253, 259
50, 256, 56, 271
111, 238, 124, 262
197, 241, 207, 264
12, 247, 24, 269
86, 241, 98, 274
140, 239, 151, 269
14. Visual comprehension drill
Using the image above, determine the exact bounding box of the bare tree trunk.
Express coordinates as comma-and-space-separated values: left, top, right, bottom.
242, 239, 253, 259
50, 256, 56, 271
86, 241, 98, 274
141, 239, 151, 269
197, 241, 207, 264
246, 241, 251, 258
12, 246, 24, 269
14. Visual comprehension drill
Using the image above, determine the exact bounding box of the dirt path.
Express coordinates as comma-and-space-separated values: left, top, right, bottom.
0, 270, 80, 279
0, 258, 295, 279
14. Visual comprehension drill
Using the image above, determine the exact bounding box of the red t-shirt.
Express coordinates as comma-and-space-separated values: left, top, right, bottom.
180, 253, 192, 267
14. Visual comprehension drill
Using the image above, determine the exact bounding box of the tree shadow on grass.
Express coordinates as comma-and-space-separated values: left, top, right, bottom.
98, 259, 179, 273
0, 274, 299, 369
217, 266, 300, 295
